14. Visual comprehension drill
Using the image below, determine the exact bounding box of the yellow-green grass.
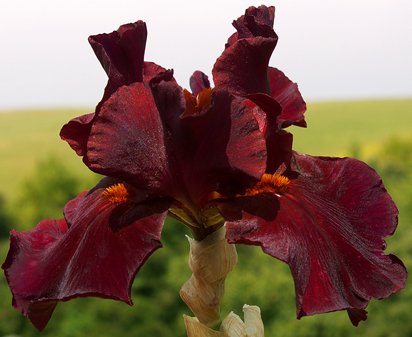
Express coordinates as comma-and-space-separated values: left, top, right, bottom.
0, 99, 411, 203
292, 98, 412, 157
0, 108, 94, 203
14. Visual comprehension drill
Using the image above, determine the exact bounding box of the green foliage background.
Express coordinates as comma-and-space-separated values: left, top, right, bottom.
0, 99, 411, 336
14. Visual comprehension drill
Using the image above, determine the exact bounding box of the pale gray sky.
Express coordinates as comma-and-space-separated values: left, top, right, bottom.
0, 0, 411, 109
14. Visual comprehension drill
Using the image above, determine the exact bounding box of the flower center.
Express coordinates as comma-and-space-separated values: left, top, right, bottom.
182, 88, 213, 116
102, 183, 129, 204
169, 200, 224, 229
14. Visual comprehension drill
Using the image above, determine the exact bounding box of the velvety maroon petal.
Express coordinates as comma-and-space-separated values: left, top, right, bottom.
143, 61, 168, 82
213, 37, 276, 96
61, 24, 168, 159
226, 6, 276, 48
74, 177, 172, 232
2, 186, 167, 331
60, 113, 94, 156
266, 131, 293, 173
85, 82, 171, 191
243, 93, 292, 172
268, 67, 307, 128
89, 21, 147, 103
347, 308, 368, 327
246, 93, 281, 123
89, 22, 167, 114
232, 5, 276, 40
149, 69, 185, 133
225, 154, 406, 323
189, 71, 210, 96
2, 220, 66, 330
221, 95, 268, 180
213, 5, 278, 95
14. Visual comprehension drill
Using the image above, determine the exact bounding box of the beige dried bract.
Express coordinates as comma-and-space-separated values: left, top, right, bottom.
184, 315, 227, 337
180, 226, 238, 326
242, 305, 264, 337
184, 305, 265, 337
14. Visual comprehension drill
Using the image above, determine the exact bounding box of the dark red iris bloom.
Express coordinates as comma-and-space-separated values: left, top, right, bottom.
2, 5, 406, 331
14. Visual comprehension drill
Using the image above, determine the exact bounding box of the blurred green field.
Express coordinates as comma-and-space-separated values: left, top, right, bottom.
292, 98, 412, 156
0, 99, 412, 337
0, 108, 95, 203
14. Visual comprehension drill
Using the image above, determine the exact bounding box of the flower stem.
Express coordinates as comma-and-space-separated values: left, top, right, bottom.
180, 226, 238, 327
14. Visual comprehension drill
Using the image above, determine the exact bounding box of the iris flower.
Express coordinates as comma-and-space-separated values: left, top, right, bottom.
2, 5, 406, 331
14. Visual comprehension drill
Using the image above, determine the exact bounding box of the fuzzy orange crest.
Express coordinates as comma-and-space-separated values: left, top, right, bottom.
102, 183, 129, 204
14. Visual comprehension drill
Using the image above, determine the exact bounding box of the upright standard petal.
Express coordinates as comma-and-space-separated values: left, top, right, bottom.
213, 6, 278, 95
2, 184, 168, 331
225, 154, 407, 324
268, 67, 307, 128
90, 21, 167, 107
61, 22, 167, 158
214, 6, 306, 129
89, 21, 148, 104
226, 5, 276, 47
213, 37, 276, 96
243, 93, 293, 172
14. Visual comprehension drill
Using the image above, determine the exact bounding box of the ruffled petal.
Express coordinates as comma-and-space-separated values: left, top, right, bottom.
268, 67, 307, 128
84, 82, 172, 191
61, 23, 167, 159
213, 6, 278, 96
60, 113, 94, 156
226, 5, 277, 47
2, 183, 168, 331
225, 154, 407, 323
347, 308, 368, 327
213, 37, 276, 96
266, 131, 293, 173
89, 21, 147, 105
244, 93, 293, 172
90, 22, 166, 104
149, 69, 185, 133
223, 96, 268, 180
143, 61, 167, 82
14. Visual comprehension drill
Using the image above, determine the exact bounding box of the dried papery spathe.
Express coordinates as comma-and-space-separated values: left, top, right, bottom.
184, 305, 265, 337
180, 226, 238, 327
184, 315, 227, 337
